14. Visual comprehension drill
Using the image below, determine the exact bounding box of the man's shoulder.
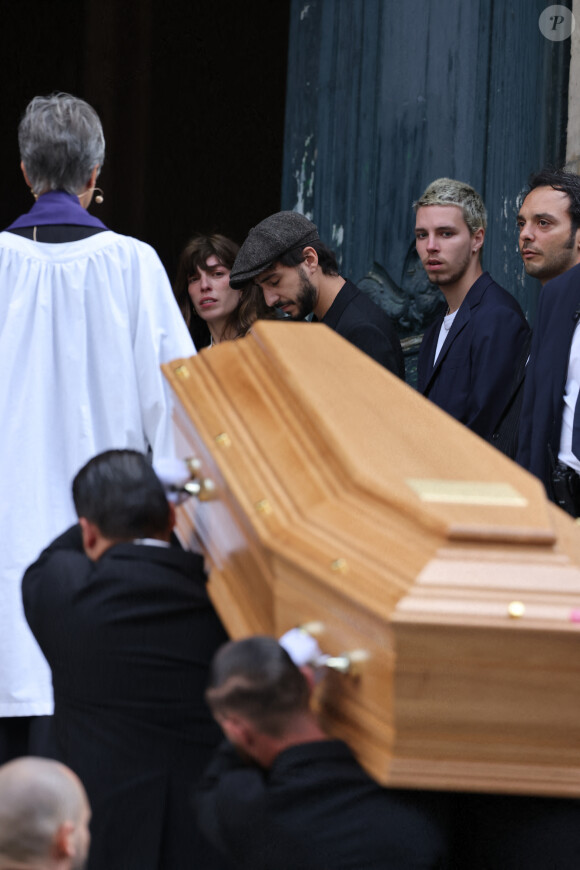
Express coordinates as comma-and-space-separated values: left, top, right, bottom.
470, 272, 520, 304
0, 228, 159, 263
272, 739, 369, 781
90, 231, 164, 268
100, 543, 209, 596
466, 273, 526, 322
29, 541, 204, 596
336, 280, 396, 330
341, 279, 382, 311
532, 264, 580, 339
23, 545, 91, 608
102, 541, 205, 576
542, 261, 580, 296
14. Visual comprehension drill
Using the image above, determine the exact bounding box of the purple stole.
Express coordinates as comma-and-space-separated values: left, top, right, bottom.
6, 190, 107, 231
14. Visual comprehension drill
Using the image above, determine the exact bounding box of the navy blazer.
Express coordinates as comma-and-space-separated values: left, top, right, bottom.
417, 272, 530, 439
517, 262, 580, 491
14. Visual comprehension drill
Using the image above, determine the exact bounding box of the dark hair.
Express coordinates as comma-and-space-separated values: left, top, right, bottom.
173, 233, 274, 348
72, 449, 170, 539
206, 636, 310, 737
528, 167, 580, 234
276, 239, 339, 276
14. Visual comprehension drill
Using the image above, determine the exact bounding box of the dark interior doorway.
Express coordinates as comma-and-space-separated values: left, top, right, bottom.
0, 0, 290, 282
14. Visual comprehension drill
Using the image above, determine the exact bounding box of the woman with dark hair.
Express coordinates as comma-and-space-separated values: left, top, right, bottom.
174, 233, 273, 349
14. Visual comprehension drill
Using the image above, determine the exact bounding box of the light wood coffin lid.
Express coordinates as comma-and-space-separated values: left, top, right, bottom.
163, 321, 580, 796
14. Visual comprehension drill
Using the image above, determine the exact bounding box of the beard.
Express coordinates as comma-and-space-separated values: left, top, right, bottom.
290, 268, 318, 320
522, 235, 578, 282
425, 245, 473, 287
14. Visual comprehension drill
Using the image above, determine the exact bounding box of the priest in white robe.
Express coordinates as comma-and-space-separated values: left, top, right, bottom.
0, 92, 195, 760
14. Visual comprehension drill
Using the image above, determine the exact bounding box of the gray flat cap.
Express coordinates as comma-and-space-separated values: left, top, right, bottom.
229, 211, 320, 288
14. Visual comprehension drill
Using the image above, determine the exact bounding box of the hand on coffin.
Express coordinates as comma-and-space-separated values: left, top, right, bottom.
153, 456, 192, 505
279, 628, 326, 683
279, 628, 367, 679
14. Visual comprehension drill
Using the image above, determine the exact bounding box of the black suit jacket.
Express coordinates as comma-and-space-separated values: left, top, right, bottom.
22, 525, 229, 870
319, 279, 406, 378
196, 740, 451, 869
517, 262, 580, 492
417, 272, 530, 439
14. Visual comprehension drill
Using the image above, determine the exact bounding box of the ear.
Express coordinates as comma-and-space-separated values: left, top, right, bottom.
472, 227, 485, 253
301, 246, 319, 274
20, 161, 33, 190
86, 165, 99, 191
52, 820, 75, 859
219, 713, 256, 751
78, 517, 99, 557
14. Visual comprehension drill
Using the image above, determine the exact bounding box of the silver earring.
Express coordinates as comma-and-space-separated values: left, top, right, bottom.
94, 188, 104, 204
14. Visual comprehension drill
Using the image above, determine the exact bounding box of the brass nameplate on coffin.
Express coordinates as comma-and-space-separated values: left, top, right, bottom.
406, 479, 528, 507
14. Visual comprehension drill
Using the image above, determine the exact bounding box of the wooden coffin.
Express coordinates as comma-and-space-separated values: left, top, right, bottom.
163, 321, 580, 797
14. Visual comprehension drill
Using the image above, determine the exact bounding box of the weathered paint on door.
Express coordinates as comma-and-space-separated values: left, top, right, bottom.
282, 0, 570, 382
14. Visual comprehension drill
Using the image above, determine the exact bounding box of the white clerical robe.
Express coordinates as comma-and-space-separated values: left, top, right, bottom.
0, 230, 196, 716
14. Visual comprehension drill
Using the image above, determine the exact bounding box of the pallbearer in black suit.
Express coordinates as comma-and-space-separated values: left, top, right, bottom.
22, 450, 229, 870
415, 178, 530, 439
229, 211, 406, 377
196, 636, 451, 870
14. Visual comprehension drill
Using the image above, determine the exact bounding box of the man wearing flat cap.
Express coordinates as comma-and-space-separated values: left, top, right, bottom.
230, 211, 405, 377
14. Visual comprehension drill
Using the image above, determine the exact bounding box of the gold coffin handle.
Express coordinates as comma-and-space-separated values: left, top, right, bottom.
296, 625, 369, 678
184, 478, 216, 502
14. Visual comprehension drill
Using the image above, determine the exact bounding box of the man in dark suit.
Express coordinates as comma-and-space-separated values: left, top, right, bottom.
229, 211, 405, 378
22, 450, 229, 870
489, 168, 580, 460
195, 636, 451, 869
415, 177, 530, 439
515, 169, 580, 514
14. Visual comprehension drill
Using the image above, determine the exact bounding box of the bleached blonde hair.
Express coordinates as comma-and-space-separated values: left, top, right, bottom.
413, 177, 487, 235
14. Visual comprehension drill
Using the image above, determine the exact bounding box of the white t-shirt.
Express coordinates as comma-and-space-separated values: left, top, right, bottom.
433, 309, 458, 365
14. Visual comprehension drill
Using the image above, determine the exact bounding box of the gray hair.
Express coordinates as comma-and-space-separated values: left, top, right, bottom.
413, 177, 487, 234
18, 92, 105, 196
0, 757, 88, 867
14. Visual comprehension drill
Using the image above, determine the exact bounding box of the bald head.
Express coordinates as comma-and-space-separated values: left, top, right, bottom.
0, 758, 90, 869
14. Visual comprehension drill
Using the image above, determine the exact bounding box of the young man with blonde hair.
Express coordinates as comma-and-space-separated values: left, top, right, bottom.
414, 177, 529, 438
